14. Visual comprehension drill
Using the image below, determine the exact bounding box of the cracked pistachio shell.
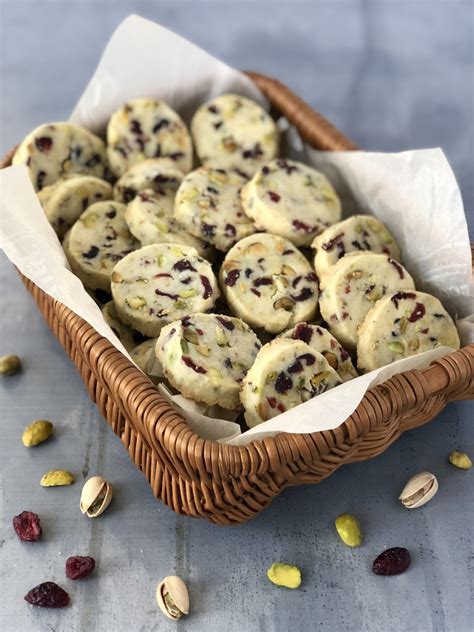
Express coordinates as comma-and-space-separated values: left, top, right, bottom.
448, 450, 472, 470
40, 469, 75, 487
267, 563, 302, 589
399, 471, 438, 509
80, 476, 113, 517
156, 576, 189, 620
22, 419, 53, 447
335, 513, 363, 547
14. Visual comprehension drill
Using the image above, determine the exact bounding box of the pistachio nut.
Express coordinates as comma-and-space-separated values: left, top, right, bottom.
22, 419, 53, 447
335, 513, 363, 547
448, 450, 472, 470
0, 354, 22, 376
399, 471, 438, 509
80, 476, 113, 517
267, 563, 301, 589
156, 575, 189, 620
40, 469, 75, 487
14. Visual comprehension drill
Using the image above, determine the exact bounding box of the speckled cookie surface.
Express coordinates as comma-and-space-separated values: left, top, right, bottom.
357, 291, 460, 372
191, 93, 279, 176
106, 99, 193, 177
110, 243, 219, 337
319, 252, 415, 350
125, 188, 213, 259
174, 167, 255, 251
12, 122, 107, 190
64, 201, 139, 291
241, 159, 341, 246
157, 313, 261, 409
113, 158, 184, 203
220, 233, 319, 334
102, 301, 144, 352
312, 215, 401, 279
241, 338, 340, 427
280, 323, 357, 382
40, 175, 112, 238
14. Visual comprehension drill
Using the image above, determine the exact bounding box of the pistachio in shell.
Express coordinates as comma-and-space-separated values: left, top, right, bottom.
80, 476, 113, 518
156, 575, 189, 620
399, 471, 438, 509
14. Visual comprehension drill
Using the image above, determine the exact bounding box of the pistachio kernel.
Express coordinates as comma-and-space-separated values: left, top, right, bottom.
40, 469, 75, 487
335, 513, 363, 547
388, 341, 405, 354
267, 563, 302, 589
322, 351, 339, 370
156, 576, 189, 620
274, 297, 295, 311
448, 450, 472, 470
22, 419, 53, 447
0, 354, 22, 376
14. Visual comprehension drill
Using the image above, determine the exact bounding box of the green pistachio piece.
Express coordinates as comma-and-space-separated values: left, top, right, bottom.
22, 419, 53, 447
388, 341, 405, 354
335, 513, 363, 547
267, 563, 302, 589
0, 354, 22, 376
40, 469, 75, 487
448, 450, 472, 469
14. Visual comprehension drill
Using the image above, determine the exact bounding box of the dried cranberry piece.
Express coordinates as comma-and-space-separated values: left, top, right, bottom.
292, 275, 302, 288
173, 259, 197, 272
13, 511, 42, 542
122, 187, 136, 203
251, 288, 261, 297
168, 152, 184, 161
224, 357, 233, 369
268, 191, 281, 203
66, 556, 95, 580
182, 356, 207, 374
242, 143, 263, 159
276, 159, 298, 174
275, 372, 293, 393
297, 353, 315, 365
322, 233, 344, 251
306, 272, 318, 283
291, 287, 313, 302
287, 360, 303, 373
408, 302, 426, 322
200, 275, 213, 299
388, 258, 405, 279
181, 316, 192, 327
224, 223, 236, 237
225, 269, 240, 287
293, 323, 313, 344
202, 222, 216, 237
154, 273, 173, 279
372, 547, 411, 576
244, 267, 252, 278
340, 347, 350, 361
207, 105, 219, 114
254, 277, 272, 287
153, 119, 169, 132
282, 249, 294, 255
262, 166, 270, 175
293, 219, 313, 233
216, 316, 235, 330
207, 186, 219, 194
36, 170, 47, 190
130, 119, 142, 135
267, 396, 277, 408
105, 209, 116, 219
391, 291, 416, 309
24, 582, 69, 608
35, 137, 53, 152
85, 153, 101, 168
155, 288, 179, 300
351, 239, 363, 250
83, 245, 99, 259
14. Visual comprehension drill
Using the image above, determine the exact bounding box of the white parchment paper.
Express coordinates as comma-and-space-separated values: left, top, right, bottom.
1, 15, 472, 446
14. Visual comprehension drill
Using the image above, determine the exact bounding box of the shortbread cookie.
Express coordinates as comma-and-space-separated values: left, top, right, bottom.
157, 313, 261, 409
12, 122, 107, 190
113, 158, 184, 203
220, 233, 319, 334
107, 99, 193, 177
174, 167, 255, 251
191, 94, 279, 176
357, 291, 460, 372
312, 215, 401, 279
130, 338, 162, 382
241, 159, 341, 246
241, 338, 340, 427
102, 301, 144, 351
110, 244, 219, 337
280, 323, 357, 382
125, 188, 213, 260
319, 252, 415, 350
40, 175, 112, 238
64, 201, 138, 291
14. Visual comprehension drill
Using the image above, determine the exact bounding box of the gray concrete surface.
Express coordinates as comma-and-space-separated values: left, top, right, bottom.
1, 2, 473, 631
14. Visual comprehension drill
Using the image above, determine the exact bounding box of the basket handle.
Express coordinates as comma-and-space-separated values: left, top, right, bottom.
245, 71, 359, 152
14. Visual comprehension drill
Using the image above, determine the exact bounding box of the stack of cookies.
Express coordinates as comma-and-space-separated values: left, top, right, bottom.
13, 93, 460, 428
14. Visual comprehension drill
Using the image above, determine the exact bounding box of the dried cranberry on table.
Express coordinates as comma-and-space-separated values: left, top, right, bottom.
24, 582, 70, 608
372, 547, 411, 575
13, 511, 42, 542
66, 555, 96, 580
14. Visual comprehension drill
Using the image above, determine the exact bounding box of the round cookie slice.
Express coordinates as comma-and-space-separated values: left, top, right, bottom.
102, 301, 145, 352
241, 338, 341, 428
174, 167, 255, 251
40, 175, 113, 238
157, 313, 261, 409
280, 323, 357, 382
125, 189, 213, 259
130, 338, 162, 383
319, 252, 415, 350
357, 291, 460, 372
220, 233, 319, 334
312, 215, 401, 279
241, 159, 341, 246
110, 244, 219, 337
64, 201, 139, 291
107, 99, 193, 177
12, 122, 107, 191
191, 93, 279, 176
113, 158, 184, 203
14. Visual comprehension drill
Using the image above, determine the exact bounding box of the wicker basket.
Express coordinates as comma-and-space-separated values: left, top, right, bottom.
2, 72, 473, 525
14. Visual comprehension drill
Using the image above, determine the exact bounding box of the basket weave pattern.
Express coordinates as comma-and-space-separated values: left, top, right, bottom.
3, 72, 474, 525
